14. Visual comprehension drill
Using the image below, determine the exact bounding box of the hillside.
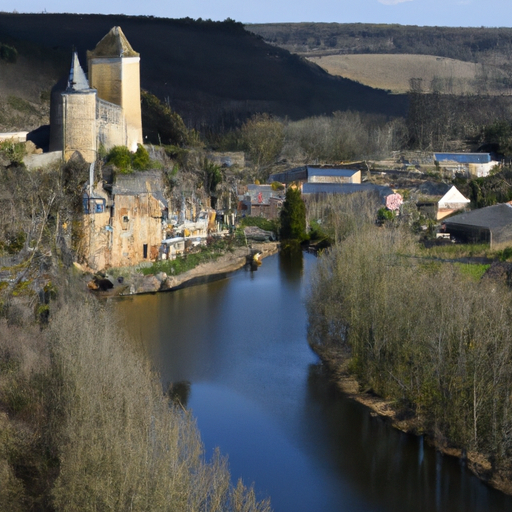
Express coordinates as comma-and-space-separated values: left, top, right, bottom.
0, 38, 68, 132
0, 14, 407, 134
248, 23, 512, 95
307, 54, 509, 95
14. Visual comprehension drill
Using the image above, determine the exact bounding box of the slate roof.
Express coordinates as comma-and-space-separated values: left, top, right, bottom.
112, 171, 167, 207
269, 165, 359, 184
87, 26, 139, 58
302, 183, 393, 200
269, 167, 308, 184
306, 167, 359, 179
434, 153, 491, 164
443, 203, 512, 229
67, 52, 90, 92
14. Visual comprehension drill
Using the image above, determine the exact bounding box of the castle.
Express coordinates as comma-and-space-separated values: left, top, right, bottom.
47, 27, 168, 271
49, 26, 143, 162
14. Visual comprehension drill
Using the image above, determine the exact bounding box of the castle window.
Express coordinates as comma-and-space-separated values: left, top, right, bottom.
83, 195, 90, 214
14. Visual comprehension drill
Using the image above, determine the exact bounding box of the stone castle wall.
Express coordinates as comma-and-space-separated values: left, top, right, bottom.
96, 98, 126, 151
63, 91, 97, 163
88, 56, 142, 152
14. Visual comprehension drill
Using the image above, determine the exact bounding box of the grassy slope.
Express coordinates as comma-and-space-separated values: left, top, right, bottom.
0, 14, 407, 133
307, 54, 507, 95
247, 23, 512, 96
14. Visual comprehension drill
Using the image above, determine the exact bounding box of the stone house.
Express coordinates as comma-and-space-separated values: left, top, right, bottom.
82, 170, 167, 270
269, 165, 361, 186
434, 153, 498, 178
241, 184, 284, 219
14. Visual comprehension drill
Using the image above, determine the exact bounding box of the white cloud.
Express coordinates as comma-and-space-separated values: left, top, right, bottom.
378, 0, 413, 5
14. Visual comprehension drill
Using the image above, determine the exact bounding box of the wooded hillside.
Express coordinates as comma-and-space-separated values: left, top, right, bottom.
0, 14, 406, 133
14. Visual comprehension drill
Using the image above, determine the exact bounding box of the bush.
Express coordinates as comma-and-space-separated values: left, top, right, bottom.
132, 144, 151, 170
107, 144, 155, 173
106, 146, 132, 173
0, 140, 25, 164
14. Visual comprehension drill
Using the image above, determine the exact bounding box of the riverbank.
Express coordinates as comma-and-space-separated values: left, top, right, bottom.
313, 344, 512, 497
86, 242, 280, 296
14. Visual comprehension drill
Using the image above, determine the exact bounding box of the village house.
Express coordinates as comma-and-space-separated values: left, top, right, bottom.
82, 170, 167, 270
436, 185, 470, 220
239, 184, 284, 220
269, 165, 361, 186
301, 182, 394, 203
434, 153, 498, 178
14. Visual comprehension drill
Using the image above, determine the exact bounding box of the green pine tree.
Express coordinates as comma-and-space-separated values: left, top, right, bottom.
280, 186, 307, 241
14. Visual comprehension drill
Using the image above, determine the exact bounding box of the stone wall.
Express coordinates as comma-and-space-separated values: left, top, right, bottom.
89, 56, 142, 152
62, 91, 97, 163
96, 98, 126, 151
110, 193, 163, 268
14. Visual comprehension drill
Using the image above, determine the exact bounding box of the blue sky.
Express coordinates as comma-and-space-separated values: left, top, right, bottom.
8, 0, 511, 27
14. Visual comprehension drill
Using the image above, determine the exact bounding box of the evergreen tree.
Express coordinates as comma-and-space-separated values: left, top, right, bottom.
280, 186, 307, 241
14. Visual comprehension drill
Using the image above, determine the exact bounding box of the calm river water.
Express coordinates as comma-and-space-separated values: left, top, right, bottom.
116, 252, 512, 512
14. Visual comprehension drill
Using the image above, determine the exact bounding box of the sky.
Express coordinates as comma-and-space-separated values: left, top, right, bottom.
6, 0, 511, 27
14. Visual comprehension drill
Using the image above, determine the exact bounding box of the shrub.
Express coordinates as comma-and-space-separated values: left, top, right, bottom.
0, 140, 25, 164
132, 144, 151, 170
106, 146, 132, 173
107, 145, 155, 173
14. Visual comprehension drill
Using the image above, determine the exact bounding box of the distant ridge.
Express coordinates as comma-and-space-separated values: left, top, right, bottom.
0, 13, 407, 130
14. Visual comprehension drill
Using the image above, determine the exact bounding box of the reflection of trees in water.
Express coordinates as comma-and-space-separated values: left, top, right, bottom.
167, 381, 191, 407
279, 244, 303, 282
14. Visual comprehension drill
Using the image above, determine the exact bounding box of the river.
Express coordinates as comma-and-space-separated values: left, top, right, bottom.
116, 252, 512, 512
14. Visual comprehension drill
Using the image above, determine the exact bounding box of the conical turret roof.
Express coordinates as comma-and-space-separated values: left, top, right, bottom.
87, 26, 139, 58
67, 52, 90, 91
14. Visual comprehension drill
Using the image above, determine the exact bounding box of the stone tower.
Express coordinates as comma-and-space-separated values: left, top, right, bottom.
61, 53, 97, 163
87, 26, 143, 152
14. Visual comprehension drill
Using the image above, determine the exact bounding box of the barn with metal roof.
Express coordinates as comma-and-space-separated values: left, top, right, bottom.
443, 203, 512, 246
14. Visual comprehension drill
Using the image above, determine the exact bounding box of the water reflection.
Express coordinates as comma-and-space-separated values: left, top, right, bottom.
115, 253, 512, 512
278, 243, 304, 282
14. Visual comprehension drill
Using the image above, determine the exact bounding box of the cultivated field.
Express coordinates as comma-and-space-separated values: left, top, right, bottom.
307, 54, 510, 95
